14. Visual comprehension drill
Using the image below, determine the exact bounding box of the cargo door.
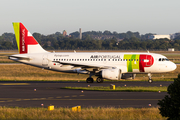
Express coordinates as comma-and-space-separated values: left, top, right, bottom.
42, 54, 48, 67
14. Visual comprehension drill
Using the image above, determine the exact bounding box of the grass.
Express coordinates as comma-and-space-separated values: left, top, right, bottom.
62, 86, 167, 92
0, 107, 166, 120
0, 64, 178, 81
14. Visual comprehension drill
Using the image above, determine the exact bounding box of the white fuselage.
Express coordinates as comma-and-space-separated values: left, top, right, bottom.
10, 52, 177, 75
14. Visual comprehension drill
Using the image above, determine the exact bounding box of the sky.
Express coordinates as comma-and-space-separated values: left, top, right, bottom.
0, 0, 180, 35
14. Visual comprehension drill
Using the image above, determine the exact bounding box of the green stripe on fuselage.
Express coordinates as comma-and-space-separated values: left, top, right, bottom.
124, 54, 140, 72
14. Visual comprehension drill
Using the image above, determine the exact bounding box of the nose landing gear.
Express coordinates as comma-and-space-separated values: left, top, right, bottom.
148, 73, 153, 83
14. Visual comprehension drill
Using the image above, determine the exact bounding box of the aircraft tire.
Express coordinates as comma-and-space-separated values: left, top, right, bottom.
96, 77, 103, 83
148, 79, 153, 83
86, 77, 94, 83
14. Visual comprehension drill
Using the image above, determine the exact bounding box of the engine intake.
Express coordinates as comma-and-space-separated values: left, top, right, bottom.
101, 69, 121, 80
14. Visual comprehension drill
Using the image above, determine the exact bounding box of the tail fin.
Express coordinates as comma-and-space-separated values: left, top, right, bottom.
13, 22, 47, 54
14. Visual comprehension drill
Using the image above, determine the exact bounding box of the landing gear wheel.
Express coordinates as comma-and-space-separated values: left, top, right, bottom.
96, 77, 104, 83
86, 77, 94, 83
148, 79, 153, 83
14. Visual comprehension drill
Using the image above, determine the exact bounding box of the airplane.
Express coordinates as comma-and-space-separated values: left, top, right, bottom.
9, 22, 177, 83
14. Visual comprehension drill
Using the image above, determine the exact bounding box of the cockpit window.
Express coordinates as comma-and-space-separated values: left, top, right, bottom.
159, 58, 169, 61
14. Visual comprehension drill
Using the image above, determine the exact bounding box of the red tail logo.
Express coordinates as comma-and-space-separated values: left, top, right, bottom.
19, 23, 38, 54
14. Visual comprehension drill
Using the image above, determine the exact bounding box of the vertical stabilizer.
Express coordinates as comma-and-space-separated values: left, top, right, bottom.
12, 22, 47, 54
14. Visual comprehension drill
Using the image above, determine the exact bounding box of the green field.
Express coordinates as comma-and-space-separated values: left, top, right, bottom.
62, 86, 167, 92
0, 107, 166, 120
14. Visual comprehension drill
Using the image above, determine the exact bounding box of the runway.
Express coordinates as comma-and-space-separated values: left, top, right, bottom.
0, 81, 172, 108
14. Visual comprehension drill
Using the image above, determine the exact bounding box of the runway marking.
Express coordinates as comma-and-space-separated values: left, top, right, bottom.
0, 94, 86, 103
48, 97, 54, 99
31, 98, 39, 100
56, 96, 62, 98
72, 95, 77, 97
0, 83, 30, 86
23, 99, 31, 101
0, 98, 16, 100
38, 99, 161, 101
40, 98, 46, 100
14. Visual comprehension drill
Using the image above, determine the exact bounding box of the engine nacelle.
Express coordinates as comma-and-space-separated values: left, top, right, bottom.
121, 73, 136, 79
101, 69, 121, 80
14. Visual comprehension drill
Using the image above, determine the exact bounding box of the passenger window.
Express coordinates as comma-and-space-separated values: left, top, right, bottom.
104, 59, 106, 61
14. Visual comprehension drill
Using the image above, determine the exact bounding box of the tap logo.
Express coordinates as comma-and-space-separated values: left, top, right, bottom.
21, 29, 25, 52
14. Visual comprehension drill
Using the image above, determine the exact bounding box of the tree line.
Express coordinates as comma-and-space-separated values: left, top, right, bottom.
0, 31, 180, 50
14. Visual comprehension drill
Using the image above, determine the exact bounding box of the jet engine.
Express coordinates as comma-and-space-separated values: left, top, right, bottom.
101, 68, 121, 80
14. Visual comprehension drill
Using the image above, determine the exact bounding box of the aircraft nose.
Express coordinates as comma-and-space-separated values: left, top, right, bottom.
171, 62, 177, 71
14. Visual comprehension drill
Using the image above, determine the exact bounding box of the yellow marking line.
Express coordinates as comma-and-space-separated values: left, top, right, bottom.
64, 96, 70, 98
48, 97, 54, 99
72, 95, 77, 97
37, 99, 160, 101
0, 98, 17, 100
56, 96, 62, 98
0, 83, 30, 85
31, 98, 39, 100
40, 98, 46, 100
0, 94, 86, 103
23, 99, 31, 101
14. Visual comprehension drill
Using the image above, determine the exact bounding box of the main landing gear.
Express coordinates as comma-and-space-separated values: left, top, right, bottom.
148, 73, 153, 83
86, 77, 104, 83
86, 72, 104, 83
96, 77, 104, 83
86, 77, 94, 83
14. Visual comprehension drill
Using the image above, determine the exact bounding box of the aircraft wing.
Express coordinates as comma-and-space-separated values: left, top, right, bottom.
52, 61, 114, 71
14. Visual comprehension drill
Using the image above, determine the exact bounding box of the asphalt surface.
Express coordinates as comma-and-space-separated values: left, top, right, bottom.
0, 81, 172, 108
